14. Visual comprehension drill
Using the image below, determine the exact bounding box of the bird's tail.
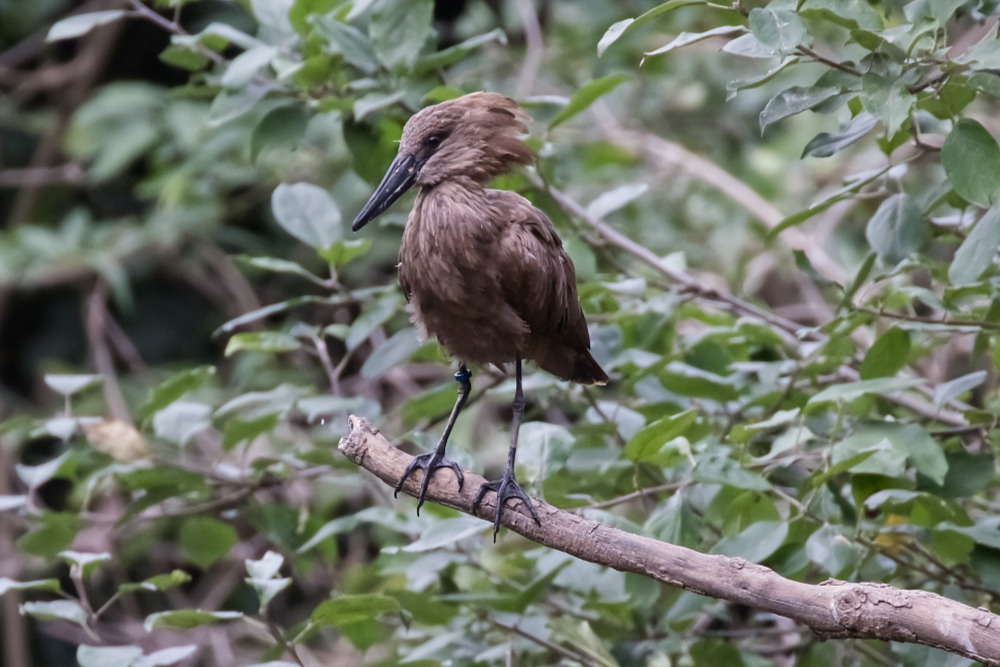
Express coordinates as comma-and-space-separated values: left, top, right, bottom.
571, 350, 609, 386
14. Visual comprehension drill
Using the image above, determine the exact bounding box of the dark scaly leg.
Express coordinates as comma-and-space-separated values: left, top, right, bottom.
473, 358, 541, 540
395, 364, 471, 513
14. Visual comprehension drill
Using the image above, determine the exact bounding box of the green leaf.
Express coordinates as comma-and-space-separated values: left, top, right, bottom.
17, 513, 81, 558
20, 600, 89, 629
729, 408, 801, 444
807, 376, 923, 406
858, 328, 910, 379
722, 33, 779, 58
206, 81, 271, 127
310, 594, 401, 627
415, 28, 507, 72
221, 413, 280, 450
942, 119, 1000, 208
656, 362, 738, 401
159, 45, 210, 71
865, 193, 927, 263
759, 86, 840, 133
317, 238, 372, 268
59, 550, 111, 578
860, 74, 915, 135
904, 0, 967, 25
711, 520, 788, 562
597, 0, 708, 56
370, 0, 434, 71
296, 395, 381, 424
220, 45, 277, 89
832, 423, 947, 483
224, 331, 301, 356
214, 295, 345, 337
77, 645, 144, 667
215, 383, 309, 420
141, 366, 216, 421
246, 576, 292, 612
643, 25, 745, 59
271, 182, 343, 249
151, 401, 213, 446
0, 578, 62, 596
802, 112, 878, 158
799, 0, 883, 31
805, 524, 862, 577
624, 410, 697, 464
251, 105, 308, 161
694, 453, 772, 491
402, 517, 485, 552
118, 570, 192, 594
288, 0, 340, 34
549, 74, 630, 129
47, 10, 127, 41
748, 7, 809, 53
44, 374, 103, 396
312, 16, 377, 74
949, 202, 1000, 285
599, 19, 635, 57
770, 166, 890, 237
360, 328, 421, 379
235, 256, 327, 286
933, 370, 987, 406
938, 517, 1000, 551
144, 609, 244, 631
346, 289, 404, 350
179, 517, 238, 569
352, 91, 405, 122
586, 184, 649, 219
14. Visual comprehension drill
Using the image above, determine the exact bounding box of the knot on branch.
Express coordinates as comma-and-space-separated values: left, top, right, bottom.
832, 588, 866, 629
831, 584, 916, 641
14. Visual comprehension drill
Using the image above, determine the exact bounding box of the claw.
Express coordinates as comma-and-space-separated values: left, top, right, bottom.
395, 451, 465, 514
473, 471, 540, 541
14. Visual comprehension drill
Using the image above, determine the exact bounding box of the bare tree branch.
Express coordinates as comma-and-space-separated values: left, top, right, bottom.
340, 415, 1000, 666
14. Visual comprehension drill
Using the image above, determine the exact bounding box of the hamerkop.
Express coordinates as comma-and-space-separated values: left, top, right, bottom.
352, 92, 608, 538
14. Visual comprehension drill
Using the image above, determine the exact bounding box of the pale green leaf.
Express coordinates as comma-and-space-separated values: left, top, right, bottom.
949, 203, 1000, 285
47, 11, 127, 41
942, 119, 1000, 207
549, 74, 630, 129
271, 182, 343, 249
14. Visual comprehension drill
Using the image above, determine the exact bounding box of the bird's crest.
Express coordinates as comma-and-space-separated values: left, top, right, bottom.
400, 92, 534, 185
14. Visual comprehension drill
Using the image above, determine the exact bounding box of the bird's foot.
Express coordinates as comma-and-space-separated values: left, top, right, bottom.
394, 450, 465, 514
473, 471, 541, 541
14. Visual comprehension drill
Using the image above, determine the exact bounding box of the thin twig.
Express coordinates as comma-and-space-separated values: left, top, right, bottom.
491, 617, 599, 667
794, 46, 864, 77
84, 281, 132, 423
513, 0, 544, 99
540, 178, 813, 346
582, 481, 683, 511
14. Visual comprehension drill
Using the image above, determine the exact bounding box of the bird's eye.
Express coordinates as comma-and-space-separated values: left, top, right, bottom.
425, 134, 442, 148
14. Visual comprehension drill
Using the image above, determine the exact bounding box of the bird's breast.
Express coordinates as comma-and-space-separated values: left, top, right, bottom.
396, 184, 529, 365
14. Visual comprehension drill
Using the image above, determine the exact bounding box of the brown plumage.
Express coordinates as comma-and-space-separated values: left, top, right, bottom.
353, 92, 608, 538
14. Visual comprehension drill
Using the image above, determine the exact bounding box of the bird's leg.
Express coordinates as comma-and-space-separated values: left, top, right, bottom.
473, 358, 541, 540
395, 364, 470, 513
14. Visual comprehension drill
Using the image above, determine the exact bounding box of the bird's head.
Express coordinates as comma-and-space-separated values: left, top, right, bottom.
352, 92, 533, 231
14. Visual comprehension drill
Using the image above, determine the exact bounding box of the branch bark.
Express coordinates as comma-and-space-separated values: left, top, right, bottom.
339, 415, 1000, 665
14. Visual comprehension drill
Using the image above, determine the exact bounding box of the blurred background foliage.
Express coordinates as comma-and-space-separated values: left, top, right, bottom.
2, 0, 1000, 665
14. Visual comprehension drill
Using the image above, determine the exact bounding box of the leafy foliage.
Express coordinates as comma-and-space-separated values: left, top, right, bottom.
2, 0, 1000, 665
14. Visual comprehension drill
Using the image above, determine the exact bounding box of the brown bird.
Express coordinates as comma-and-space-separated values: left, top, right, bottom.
352, 92, 608, 537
